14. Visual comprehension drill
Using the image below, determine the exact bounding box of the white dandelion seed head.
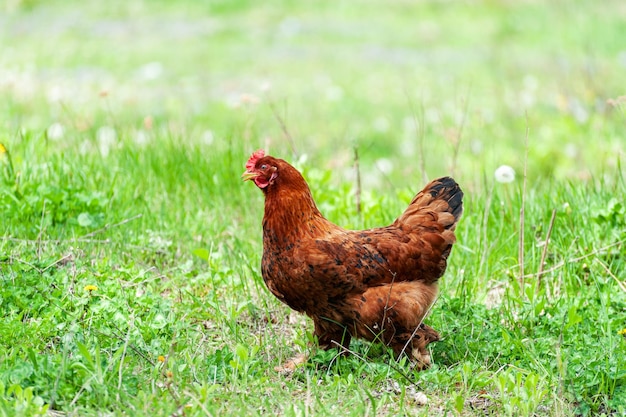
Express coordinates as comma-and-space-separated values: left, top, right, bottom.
201, 130, 214, 145
569, 99, 589, 124
399, 138, 416, 155
259, 81, 272, 93
47, 123, 65, 141
562, 202, 572, 215
297, 153, 308, 165
325, 85, 343, 102
278, 17, 301, 38
564, 143, 578, 158
137, 62, 164, 81
402, 116, 417, 136
97, 126, 117, 157
470, 139, 483, 155
46, 84, 64, 103
424, 108, 440, 124
372, 116, 390, 133
375, 158, 393, 175
133, 130, 149, 146
495, 165, 516, 183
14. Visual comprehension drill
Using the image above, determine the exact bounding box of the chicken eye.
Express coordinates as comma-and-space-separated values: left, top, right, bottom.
260, 164, 268, 170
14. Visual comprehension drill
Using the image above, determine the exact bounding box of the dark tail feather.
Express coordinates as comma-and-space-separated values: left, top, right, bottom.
396, 176, 464, 230
426, 176, 463, 225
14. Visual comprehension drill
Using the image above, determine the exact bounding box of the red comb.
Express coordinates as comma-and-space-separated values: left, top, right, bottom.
245, 149, 265, 170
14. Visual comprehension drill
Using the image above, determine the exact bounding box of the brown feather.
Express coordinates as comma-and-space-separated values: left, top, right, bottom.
245, 152, 463, 368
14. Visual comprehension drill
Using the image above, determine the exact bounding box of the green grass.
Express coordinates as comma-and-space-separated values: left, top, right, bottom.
1, 0, 626, 416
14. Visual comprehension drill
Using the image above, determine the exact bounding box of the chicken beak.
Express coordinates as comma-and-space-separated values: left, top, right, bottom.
241, 170, 259, 181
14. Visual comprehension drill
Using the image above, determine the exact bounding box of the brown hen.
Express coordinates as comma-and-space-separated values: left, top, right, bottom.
243, 150, 463, 370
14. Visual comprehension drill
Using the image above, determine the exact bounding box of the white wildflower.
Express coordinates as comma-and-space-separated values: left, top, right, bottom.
495, 165, 516, 183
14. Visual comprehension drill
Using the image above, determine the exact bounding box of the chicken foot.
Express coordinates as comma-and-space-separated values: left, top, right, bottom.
275, 320, 351, 373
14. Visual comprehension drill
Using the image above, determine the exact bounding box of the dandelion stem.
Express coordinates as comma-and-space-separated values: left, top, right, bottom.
595, 258, 626, 293
537, 208, 557, 292
353, 145, 362, 218
404, 91, 428, 184
519, 114, 529, 291
523, 238, 626, 278
79, 213, 143, 239
268, 100, 298, 158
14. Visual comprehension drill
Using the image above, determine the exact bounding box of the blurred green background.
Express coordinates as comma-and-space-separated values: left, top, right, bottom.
2, 0, 624, 185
